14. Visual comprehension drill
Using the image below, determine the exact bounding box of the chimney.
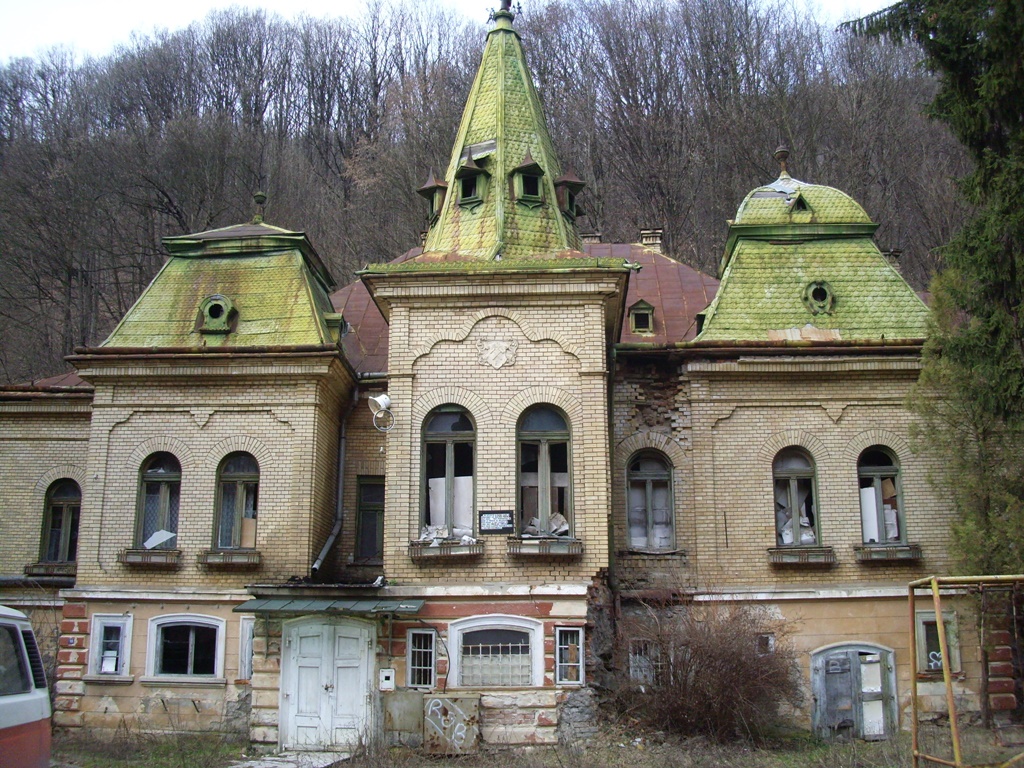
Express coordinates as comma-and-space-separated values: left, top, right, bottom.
582, 232, 602, 245
640, 229, 663, 253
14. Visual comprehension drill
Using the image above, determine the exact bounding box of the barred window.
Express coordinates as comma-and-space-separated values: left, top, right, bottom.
460, 628, 531, 687
407, 629, 435, 689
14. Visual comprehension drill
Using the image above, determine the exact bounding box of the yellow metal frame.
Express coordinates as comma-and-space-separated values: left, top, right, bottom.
909, 575, 1024, 768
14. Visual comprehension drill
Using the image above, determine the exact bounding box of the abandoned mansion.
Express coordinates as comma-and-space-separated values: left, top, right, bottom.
0, 1, 988, 752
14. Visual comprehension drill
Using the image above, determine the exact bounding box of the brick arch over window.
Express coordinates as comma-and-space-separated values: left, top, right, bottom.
758, 430, 830, 465
842, 429, 911, 464
127, 436, 196, 473
499, 386, 583, 430
614, 432, 686, 470
409, 308, 584, 365
203, 436, 275, 474
34, 464, 87, 501
411, 387, 493, 428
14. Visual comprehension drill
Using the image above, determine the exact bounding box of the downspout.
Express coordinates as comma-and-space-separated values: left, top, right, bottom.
311, 386, 359, 576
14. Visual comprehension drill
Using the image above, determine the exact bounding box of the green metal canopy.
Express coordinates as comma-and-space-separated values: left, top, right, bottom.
232, 598, 425, 615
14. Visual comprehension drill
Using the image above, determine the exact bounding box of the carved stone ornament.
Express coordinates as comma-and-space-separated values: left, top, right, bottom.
477, 338, 519, 369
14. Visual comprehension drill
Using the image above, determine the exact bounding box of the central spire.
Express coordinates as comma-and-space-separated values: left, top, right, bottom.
417, 2, 583, 262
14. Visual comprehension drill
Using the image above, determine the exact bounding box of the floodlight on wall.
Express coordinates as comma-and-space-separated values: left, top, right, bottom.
369, 394, 395, 432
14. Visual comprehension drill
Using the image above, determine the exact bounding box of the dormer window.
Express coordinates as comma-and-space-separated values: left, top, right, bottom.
522, 174, 540, 198
629, 300, 655, 335
554, 167, 586, 221
802, 281, 836, 315
455, 156, 488, 209
417, 169, 447, 225
198, 295, 235, 334
512, 152, 544, 208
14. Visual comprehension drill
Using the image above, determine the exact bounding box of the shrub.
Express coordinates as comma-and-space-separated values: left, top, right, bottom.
614, 601, 802, 741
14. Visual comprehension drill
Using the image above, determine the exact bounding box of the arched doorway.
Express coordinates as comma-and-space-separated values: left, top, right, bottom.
811, 643, 897, 741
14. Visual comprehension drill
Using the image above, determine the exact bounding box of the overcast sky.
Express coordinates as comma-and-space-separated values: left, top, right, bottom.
0, 0, 893, 62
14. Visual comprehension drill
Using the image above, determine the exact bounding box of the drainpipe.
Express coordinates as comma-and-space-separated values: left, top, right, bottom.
311, 386, 359, 576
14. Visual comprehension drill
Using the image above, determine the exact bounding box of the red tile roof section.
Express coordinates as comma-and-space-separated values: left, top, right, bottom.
330, 244, 717, 374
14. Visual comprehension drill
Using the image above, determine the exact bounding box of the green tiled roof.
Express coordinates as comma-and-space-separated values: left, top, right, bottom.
102, 222, 339, 349
697, 175, 928, 343
734, 172, 872, 226
414, 8, 582, 266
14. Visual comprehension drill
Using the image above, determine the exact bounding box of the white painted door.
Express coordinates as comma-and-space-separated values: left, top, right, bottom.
283, 619, 371, 750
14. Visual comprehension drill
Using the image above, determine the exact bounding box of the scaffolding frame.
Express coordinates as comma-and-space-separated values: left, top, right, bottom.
910, 575, 1024, 768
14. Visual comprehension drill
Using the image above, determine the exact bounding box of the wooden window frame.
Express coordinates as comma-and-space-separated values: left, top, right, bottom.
215, 452, 259, 550
41, 479, 81, 563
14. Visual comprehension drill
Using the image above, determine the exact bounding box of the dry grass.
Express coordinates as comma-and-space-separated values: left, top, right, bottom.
52, 722, 1024, 768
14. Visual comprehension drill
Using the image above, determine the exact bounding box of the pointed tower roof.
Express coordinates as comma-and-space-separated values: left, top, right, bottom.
411, 3, 582, 264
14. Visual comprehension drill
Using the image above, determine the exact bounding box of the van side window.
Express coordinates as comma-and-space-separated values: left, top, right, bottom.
0, 625, 31, 695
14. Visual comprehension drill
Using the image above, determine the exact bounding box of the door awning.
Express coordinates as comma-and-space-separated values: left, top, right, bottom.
233, 598, 425, 615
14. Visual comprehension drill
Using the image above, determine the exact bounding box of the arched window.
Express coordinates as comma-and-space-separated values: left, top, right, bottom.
216, 452, 259, 549
858, 446, 903, 545
423, 407, 475, 537
42, 479, 81, 562
773, 448, 817, 546
137, 453, 181, 550
627, 452, 674, 550
449, 615, 544, 687
518, 406, 571, 537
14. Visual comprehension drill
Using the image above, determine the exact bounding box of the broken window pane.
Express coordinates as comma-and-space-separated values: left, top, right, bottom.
773, 448, 817, 546
423, 407, 475, 537
858, 446, 902, 545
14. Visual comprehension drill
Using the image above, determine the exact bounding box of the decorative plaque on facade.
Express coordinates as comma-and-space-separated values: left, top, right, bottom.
477, 339, 518, 369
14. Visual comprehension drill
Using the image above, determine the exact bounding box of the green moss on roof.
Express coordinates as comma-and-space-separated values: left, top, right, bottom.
103, 235, 338, 349
419, 10, 582, 264
697, 236, 928, 342
734, 173, 872, 226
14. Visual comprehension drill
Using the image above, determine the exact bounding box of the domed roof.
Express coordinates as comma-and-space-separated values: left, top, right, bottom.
733, 171, 872, 226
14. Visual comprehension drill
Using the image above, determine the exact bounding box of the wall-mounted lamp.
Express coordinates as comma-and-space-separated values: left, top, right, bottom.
369, 394, 395, 432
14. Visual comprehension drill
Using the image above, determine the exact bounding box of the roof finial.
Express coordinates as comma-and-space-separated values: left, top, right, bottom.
774, 145, 790, 179
491, 0, 520, 21
252, 191, 267, 224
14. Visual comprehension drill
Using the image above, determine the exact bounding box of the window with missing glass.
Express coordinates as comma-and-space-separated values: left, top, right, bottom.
916, 611, 960, 675
216, 452, 259, 549
858, 446, 904, 545
137, 453, 181, 550
42, 479, 80, 563
423, 407, 475, 538
773, 448, 818, 546
518, 406, 571, 537
147, 615, 224, 678
627, 452, 673, 550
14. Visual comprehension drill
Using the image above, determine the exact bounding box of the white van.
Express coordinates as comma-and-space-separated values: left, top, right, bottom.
0, 606, 51, 768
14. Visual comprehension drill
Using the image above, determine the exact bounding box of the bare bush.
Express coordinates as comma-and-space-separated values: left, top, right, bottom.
613, 601, 802, 742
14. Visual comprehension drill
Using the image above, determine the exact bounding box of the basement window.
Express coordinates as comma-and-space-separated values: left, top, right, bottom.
916, 611, 960, 676
407, 629, 436, 689
450, 616, 543, 687
89, 614, 132, 676
556, 627, 584, 685
147, 614, 224, 679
